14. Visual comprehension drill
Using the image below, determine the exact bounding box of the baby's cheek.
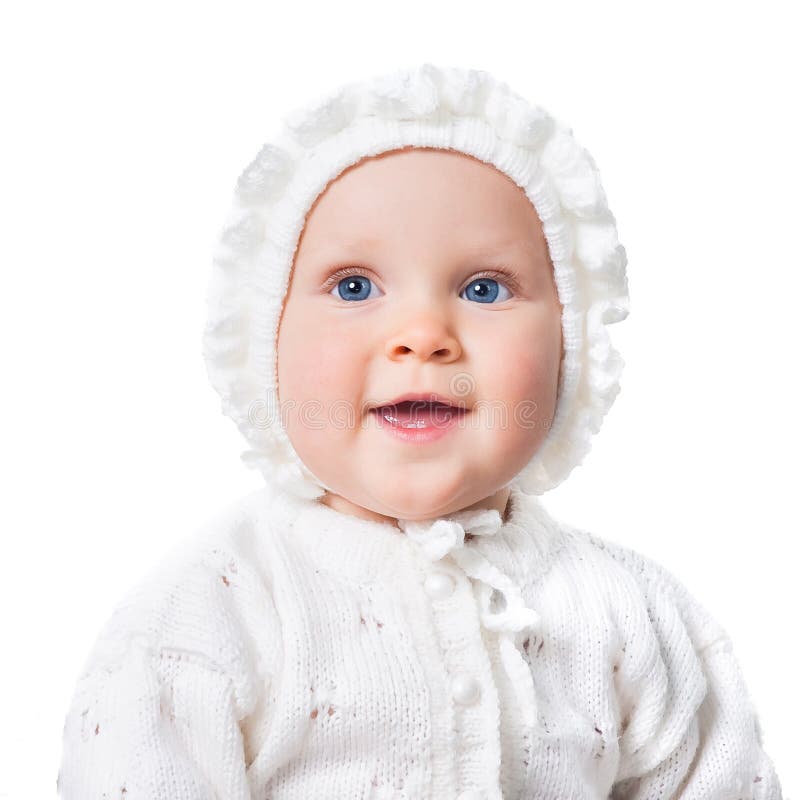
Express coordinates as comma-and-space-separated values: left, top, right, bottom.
285, 328, 370, 445
484, 346, 558, 456
311, 328, 367, 403
494, 347, 557, 415
479, 356, 558, 472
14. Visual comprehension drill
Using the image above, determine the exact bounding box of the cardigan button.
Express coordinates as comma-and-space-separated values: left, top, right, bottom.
456, 791, 483, 800
424, 571, 454, 600
451, 673, 481, 705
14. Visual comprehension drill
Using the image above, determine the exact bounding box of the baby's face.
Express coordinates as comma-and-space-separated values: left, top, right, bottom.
277, 147, 562, 522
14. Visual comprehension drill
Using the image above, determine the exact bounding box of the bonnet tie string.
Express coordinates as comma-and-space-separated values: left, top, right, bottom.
397, 507, 541, 730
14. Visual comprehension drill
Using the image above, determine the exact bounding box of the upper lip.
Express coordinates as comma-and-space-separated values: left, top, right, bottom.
369, 392, 471, 412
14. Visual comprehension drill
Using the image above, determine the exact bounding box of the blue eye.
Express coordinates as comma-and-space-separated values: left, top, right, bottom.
460, 277, 513, 304
327, 271, 514, 303
331, 275, 383, 302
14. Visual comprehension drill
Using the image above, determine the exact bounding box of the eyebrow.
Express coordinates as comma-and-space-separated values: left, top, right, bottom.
462, 240, 527, 256
306, 237, 526, 260
304, 237, 382, 256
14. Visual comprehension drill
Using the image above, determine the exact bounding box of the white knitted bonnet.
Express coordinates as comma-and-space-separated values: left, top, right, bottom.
202, 62, 630, 502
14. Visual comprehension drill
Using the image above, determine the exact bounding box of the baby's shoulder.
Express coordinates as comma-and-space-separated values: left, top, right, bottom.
79, 489, 280, 708
551, 520, 728, 652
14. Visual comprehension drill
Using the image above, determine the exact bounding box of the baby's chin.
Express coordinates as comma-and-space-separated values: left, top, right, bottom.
352, 473, 502, 523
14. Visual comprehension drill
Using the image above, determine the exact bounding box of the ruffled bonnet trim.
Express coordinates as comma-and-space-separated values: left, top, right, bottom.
202, 62, 630, 500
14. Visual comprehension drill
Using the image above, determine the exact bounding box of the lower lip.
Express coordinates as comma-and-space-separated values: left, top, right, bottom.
370, 407, 468, 444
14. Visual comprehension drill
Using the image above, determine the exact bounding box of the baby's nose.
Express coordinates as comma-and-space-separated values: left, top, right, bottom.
384, 317, 461, 363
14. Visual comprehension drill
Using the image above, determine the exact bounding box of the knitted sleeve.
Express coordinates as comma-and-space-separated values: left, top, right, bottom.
56, 523, 270, 800
595, 539, 784, 799
57, 639, 252, 799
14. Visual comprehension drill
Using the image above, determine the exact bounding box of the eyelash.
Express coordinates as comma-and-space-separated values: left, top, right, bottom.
322, 266, 524, 297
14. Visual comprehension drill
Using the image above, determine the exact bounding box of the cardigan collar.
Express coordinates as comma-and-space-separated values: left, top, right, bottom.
263, 482, 565, 591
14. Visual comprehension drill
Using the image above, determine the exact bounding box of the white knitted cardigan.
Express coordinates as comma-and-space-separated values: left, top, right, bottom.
57, 483, 782, 798
201, 62, 629, 501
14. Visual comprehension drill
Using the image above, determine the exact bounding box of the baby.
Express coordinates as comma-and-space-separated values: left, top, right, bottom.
57, 63, 783, 799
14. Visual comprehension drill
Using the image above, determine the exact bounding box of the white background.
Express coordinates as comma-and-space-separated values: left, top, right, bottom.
1, 1, 797, 797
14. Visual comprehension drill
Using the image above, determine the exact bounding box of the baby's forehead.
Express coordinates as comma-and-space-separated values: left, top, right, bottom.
316, 146, 532, 201
297, 147, 548, 258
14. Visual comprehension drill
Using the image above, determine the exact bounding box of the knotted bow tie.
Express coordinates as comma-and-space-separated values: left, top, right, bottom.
397, 506, 541, 730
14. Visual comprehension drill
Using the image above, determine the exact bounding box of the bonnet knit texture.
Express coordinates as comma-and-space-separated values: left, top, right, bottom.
201, 62, 630, 500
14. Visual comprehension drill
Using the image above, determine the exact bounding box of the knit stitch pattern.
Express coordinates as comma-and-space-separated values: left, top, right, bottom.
57, 485, 783, 799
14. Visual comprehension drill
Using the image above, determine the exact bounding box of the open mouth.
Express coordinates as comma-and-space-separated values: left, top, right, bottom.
370, 400, 469, 429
